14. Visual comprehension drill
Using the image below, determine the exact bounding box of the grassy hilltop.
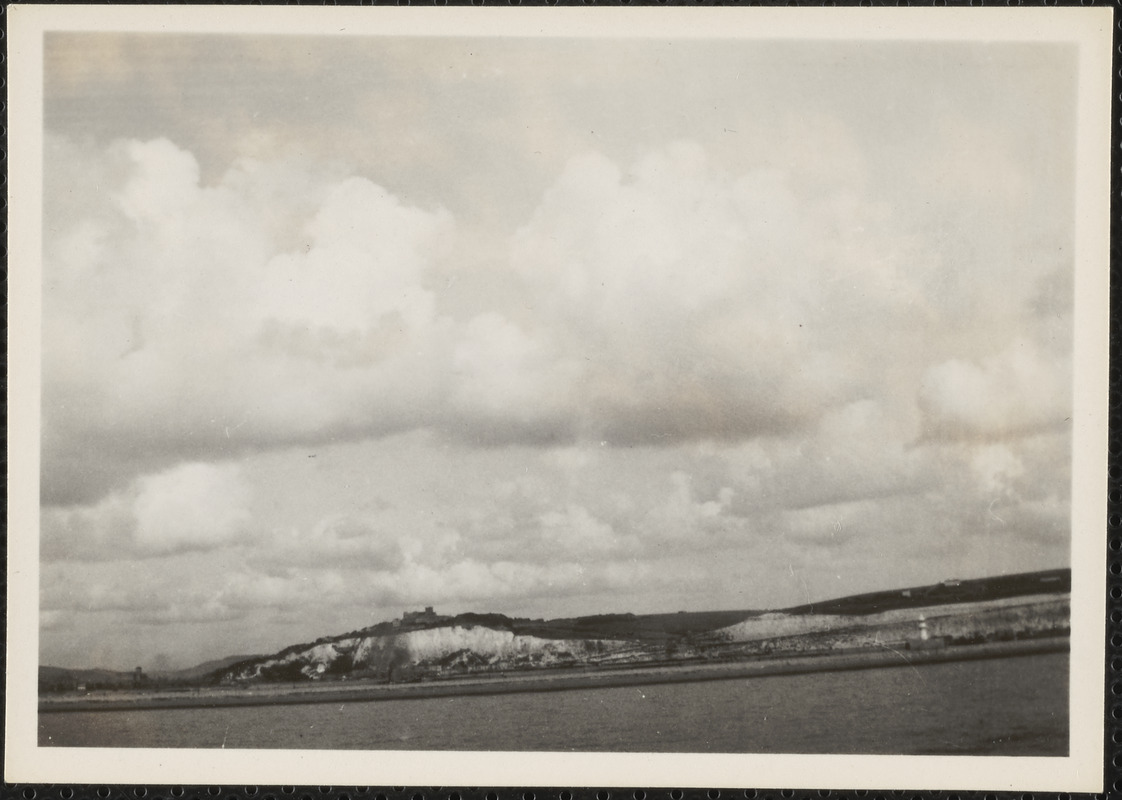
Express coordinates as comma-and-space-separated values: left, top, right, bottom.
782, 568, 1070, 616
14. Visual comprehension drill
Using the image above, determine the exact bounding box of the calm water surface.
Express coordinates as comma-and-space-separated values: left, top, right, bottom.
40, 653, 1067, 755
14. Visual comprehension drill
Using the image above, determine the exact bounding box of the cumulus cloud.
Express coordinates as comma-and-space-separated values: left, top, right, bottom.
42, 461, 250, 560
46, 133, 926, 505
489, 142, 936, 445
700, 399, 930, 520
536, 504, 640, 558
918, 338, 1071, 441
779, 498, 882, 548
448, 312, 579, 445
42, 135, 457, 504
260, 509, 468, 573
263, 515, 409, 572
970, 445, 1026, 497
509, 146, 820, 433
132, 462, 250, 552
640, 471, 738, 547
44, 129, 1074, 520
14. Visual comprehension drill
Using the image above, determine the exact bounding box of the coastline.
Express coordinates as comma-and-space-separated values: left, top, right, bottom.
39, 637, 1067, 714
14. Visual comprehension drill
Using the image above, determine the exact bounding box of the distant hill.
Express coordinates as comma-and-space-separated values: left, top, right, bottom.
208, 567, 1070, 686
39, 654, 264, 692
155, 654, 265, 680
781, 568, 1070, 616
39, 666, 136, 690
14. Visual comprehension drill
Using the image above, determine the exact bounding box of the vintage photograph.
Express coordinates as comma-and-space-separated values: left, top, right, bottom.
6, 6, 1111, 792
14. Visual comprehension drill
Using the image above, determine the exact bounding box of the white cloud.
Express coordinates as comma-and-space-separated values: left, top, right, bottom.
450, 311, 575, 433
498, 142, 918, 444
42, 136, 458, 503
536, 504, 639, 557
117, 138, 202, 223
42, 461, 250, 560
133, 462, 250, 553
971, 445, 1026, 497
45, 135, 915, 502
918, 338, 1071, 441
259, 175, 449, 332
265, 516, 407, 572
44, 131, 1074, 518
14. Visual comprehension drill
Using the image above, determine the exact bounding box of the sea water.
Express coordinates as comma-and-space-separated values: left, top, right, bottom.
39, 652, 1067, 755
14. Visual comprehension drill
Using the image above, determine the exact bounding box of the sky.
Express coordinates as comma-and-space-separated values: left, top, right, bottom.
39, 33, 1077, 671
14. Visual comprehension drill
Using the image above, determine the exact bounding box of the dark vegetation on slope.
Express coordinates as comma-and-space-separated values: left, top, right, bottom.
781, 568, 1070, 616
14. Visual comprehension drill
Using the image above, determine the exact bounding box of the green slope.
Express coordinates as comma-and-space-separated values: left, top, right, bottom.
781, 568, 1070, 616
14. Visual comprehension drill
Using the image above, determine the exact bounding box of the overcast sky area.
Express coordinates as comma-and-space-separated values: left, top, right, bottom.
40, 33, 1077, 671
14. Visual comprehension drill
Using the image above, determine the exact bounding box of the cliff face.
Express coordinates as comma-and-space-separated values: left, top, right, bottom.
225, 625, 629, 682
365, 626, 615, 663
710, 594, 1069, 654
220, 590, 1071, 684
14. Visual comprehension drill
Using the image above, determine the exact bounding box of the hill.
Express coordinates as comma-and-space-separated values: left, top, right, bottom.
39, 654, 264, 693
157, 654, 265, 680
40, 568, 1070, 692
39, 666, 137, 692
781, 568, 1070, 616
209, 568, 1070, 686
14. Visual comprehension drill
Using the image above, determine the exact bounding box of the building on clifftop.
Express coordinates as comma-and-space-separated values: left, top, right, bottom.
393, 606, 439, 628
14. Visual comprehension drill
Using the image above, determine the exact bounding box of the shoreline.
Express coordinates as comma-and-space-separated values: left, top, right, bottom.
39, 637, 1067, 714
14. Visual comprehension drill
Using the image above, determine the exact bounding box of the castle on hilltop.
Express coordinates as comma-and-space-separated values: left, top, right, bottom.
391, 606, 439, 628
